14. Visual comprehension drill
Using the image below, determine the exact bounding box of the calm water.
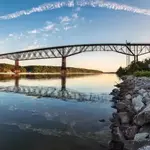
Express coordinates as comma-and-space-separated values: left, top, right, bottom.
0, 74, 120, 150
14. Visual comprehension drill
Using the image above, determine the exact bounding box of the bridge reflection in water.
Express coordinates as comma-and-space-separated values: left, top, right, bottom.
0, 75, 111, 103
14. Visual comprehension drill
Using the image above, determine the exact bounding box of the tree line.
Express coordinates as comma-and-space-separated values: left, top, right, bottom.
0, 64, 102, 73
116, 58, 150, 77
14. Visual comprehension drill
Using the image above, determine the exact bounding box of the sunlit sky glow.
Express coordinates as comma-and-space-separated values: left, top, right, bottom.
0, 0, 150, 71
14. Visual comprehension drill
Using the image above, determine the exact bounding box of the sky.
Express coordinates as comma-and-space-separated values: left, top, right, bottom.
0, 0, 150, 71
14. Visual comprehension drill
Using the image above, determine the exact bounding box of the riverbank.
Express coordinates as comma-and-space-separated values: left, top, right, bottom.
0, 72, 102, 75
110, 76, 150, 150
0, 63, 102, 74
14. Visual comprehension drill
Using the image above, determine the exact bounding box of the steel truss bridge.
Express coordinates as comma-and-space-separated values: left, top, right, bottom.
0, 85, 111, 102
0, 43, 150, 73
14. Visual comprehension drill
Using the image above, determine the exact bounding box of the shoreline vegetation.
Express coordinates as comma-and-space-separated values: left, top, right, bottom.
116, 58, 150, 77
0, 63, 102, 74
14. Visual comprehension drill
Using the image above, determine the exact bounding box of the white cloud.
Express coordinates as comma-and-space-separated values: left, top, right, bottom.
72, 13, 78, 19
64, 25, 77, 31
43, 24, 55, 31
28, 29, 39, 34
9, 34, 14, 37
27, 22, 55, 35
0, 0, 150, 21
24, 40, 42, 50
0, 1, 74, 20
55, 28, 60, 32
59, 16, 71, 23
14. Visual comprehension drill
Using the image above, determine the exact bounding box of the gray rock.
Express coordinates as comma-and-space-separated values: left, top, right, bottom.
118, 112, 130, 124
134, 104, 150, 126
115, 102, 127, 111
124, 126, 138, 140
111, 88, 120, 96
134, 133, 149, 142
143, 92, 149, 98
138, 145, 150, 150
142, 97, 150, 105
139, 89, 146, 95
126, 75, 134, 81
132, 95, 144, 112
125, 94, 132, 100
139, 125, 150, 133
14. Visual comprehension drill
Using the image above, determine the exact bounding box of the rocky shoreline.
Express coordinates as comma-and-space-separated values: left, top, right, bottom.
109, 76, 150, 150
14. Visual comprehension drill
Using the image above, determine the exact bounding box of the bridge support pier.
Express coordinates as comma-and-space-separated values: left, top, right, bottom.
61, 57, 66, 76
134, 55, 138, 63
61, 57, 66, 91
14, 59, 20, 75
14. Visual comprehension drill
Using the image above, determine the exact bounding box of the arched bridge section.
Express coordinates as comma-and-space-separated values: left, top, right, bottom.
0, 43, 150, 74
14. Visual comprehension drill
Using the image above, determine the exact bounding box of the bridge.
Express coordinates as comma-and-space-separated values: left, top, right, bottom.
0, 43, 150, 74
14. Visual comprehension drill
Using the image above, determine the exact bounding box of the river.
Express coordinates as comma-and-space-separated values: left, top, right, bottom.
0, 73, 120, 150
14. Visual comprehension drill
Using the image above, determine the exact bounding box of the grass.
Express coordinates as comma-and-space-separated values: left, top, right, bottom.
134, 71, 150, 77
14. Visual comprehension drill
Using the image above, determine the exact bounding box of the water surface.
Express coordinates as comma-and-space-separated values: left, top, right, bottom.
0, 74, 120, 150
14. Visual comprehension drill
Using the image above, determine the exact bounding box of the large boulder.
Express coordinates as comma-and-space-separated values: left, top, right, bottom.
124, 126, 138, 140
132, 95, 144, 112
118, 112, 131, 124
139, 125, 150, 133
138, 146, 150, 150
134, 104, 150, 126
110, 88, 120, 96
134, 133, 149, 142
138, 89, 146, 95
115, 102, 128, 111
142, 92, 150, 105
125, 94, 132, 101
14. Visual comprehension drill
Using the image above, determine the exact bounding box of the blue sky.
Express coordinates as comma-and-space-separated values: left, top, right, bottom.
0, 0, 150, 71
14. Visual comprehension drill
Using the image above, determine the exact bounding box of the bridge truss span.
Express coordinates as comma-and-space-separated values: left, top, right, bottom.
0, 43, 150, 61
0, 43, 150, 73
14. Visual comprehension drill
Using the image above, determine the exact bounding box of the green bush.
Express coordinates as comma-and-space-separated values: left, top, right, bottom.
134, 71, 150, 77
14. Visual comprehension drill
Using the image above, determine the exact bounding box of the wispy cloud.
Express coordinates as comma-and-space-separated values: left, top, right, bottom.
0, 0, 150, 20
43, 23, 55, 31
64, 25, 77, 31
27, 22, 56, 34
23, 40, 42, 50
59, 16, 71, 23
72, 13, 78, 19
0, 1, 74, 20
78, 0, 150, 16
8, 34, 14, 37
28, 29, 39, 34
